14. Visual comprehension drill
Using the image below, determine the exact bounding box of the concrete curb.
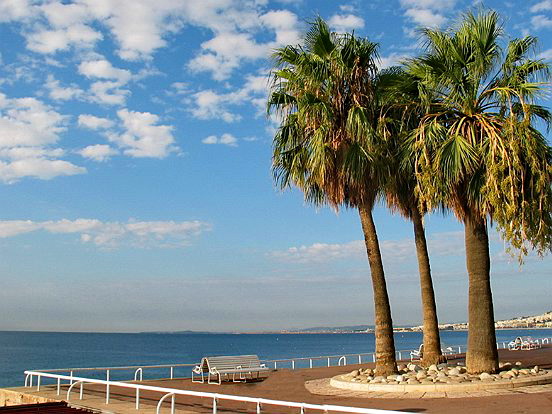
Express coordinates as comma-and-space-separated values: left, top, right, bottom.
329, 372, 552, 393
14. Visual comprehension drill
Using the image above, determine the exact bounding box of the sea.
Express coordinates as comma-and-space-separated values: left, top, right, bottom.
1, 329, 551, 388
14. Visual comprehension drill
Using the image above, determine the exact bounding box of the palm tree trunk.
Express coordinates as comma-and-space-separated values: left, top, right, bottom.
358, 204, 397, 376
411, 208, 445, 366
464, 216, 499, 374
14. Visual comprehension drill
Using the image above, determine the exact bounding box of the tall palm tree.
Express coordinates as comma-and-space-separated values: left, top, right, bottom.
407, 10, 552, 373
268, 18, 398, 376
380, 69, 445, 366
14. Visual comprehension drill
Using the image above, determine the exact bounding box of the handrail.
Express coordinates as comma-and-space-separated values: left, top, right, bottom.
25, 370, 412, 414
156, 392, 175, 414
37, 362, 195, 373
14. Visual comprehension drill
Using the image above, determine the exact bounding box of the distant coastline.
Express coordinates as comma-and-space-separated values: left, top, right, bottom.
141, 311, 552, 335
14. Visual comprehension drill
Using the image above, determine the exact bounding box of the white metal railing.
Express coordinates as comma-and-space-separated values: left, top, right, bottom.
23, 370, 412, 414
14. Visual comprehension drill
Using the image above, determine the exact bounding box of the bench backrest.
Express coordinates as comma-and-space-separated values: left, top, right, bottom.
204, 355, 262, 372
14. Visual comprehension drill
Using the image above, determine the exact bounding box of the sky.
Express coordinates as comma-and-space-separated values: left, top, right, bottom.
0, 0, 551, 333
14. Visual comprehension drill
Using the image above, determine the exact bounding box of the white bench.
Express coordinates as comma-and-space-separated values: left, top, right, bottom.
192, 355, 269, 385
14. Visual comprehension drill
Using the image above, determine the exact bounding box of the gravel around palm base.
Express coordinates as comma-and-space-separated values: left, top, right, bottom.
342, 361, 549, 385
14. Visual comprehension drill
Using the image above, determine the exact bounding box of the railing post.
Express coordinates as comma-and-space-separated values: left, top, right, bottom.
274, 361, 277, 370
70, 370, 73, 385
106, 369, 110, 404
57, 377, 61, 395
372, 354, 375, 363
358, 355, 361, 364
136, 388, 140, 410
327, 357, 330, 367
171, 394, 175, 414
170, 366, 174, 379
256, 401, 261, 414
37, 375, 41, 391
79, 382, 83, 400
292, 360, 295, 370
29, 374, 33, 388
213, 396, 217, 414
309, 359, 313, 369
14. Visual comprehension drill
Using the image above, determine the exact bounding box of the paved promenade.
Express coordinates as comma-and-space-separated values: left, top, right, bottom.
2, 347, 552, 413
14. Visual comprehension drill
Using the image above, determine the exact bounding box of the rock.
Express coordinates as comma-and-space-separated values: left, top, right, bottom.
533, 366, 540, 373
364, 368, 374, 376
515, 361, 522, 366
437, 363, 448, 370
387, 375, 397, 380
407, 378, 420, 385
479, 372, 493, 381
397, 364, 407, 371
350, 370, 359, 376
428, 364, 438, 372
437, 372, 448, 378
519, 369, 530, 375
416, 371, 427, 380
396, 375, 404, 382
448, 367, 461, 376
420, 379, 433, 384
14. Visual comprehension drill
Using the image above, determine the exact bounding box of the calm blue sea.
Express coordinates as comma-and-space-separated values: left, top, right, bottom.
1, 329, 551, 388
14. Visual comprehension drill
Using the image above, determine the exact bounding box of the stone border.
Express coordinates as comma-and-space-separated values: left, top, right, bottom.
330, 371, 552, 393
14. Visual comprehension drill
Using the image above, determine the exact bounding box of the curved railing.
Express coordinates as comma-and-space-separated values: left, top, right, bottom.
25, 370, 411, 414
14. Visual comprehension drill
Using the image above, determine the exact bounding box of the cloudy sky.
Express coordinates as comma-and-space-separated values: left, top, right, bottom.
0, 0, 551, 332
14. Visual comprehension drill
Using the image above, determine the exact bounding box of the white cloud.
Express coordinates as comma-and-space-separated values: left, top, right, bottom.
26, 24, 102, 54
78, 58, 132, 105
0, 94, 66, 147
0, 159, 85, 182
0, 218, 212, 248
45, 75, 85, 101
202, 133, 238, 146
189, 32, 268, 81
88, 81, 129, 106
399, 0, 455, 34
78, 144, 118, 162
328, 14, 365, 32
404, 8, 447, 27
0, 0, 34, 22
190, 90, 242, 122
531, 14, 552, 30
400, 0, 456, 8
260, 10, 300, 45
188, 73, 269, 122
0, 92, 86, 182
378, 53, 410, 69
108, 109, 177, 158
530, 0, 552, 13
538, 49, 552, 60
270, 231, 465, 263
78, 114, 114, 130
78, 59, 132, 83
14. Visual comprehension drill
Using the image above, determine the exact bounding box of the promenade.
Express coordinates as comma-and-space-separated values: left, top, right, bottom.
2, 347, 552, 413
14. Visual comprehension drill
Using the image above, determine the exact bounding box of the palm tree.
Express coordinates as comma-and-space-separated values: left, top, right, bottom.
407, 10, 552, 373
268, 18, 398, 376
380, 69, 445, 366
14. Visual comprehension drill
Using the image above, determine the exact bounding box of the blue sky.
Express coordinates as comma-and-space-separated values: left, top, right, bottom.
0, 0, 550, 332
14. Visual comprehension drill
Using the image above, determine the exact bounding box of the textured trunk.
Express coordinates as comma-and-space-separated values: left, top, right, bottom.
411, 208, 445, 366
464, 216, 499, 374
358, 205, 397, 376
